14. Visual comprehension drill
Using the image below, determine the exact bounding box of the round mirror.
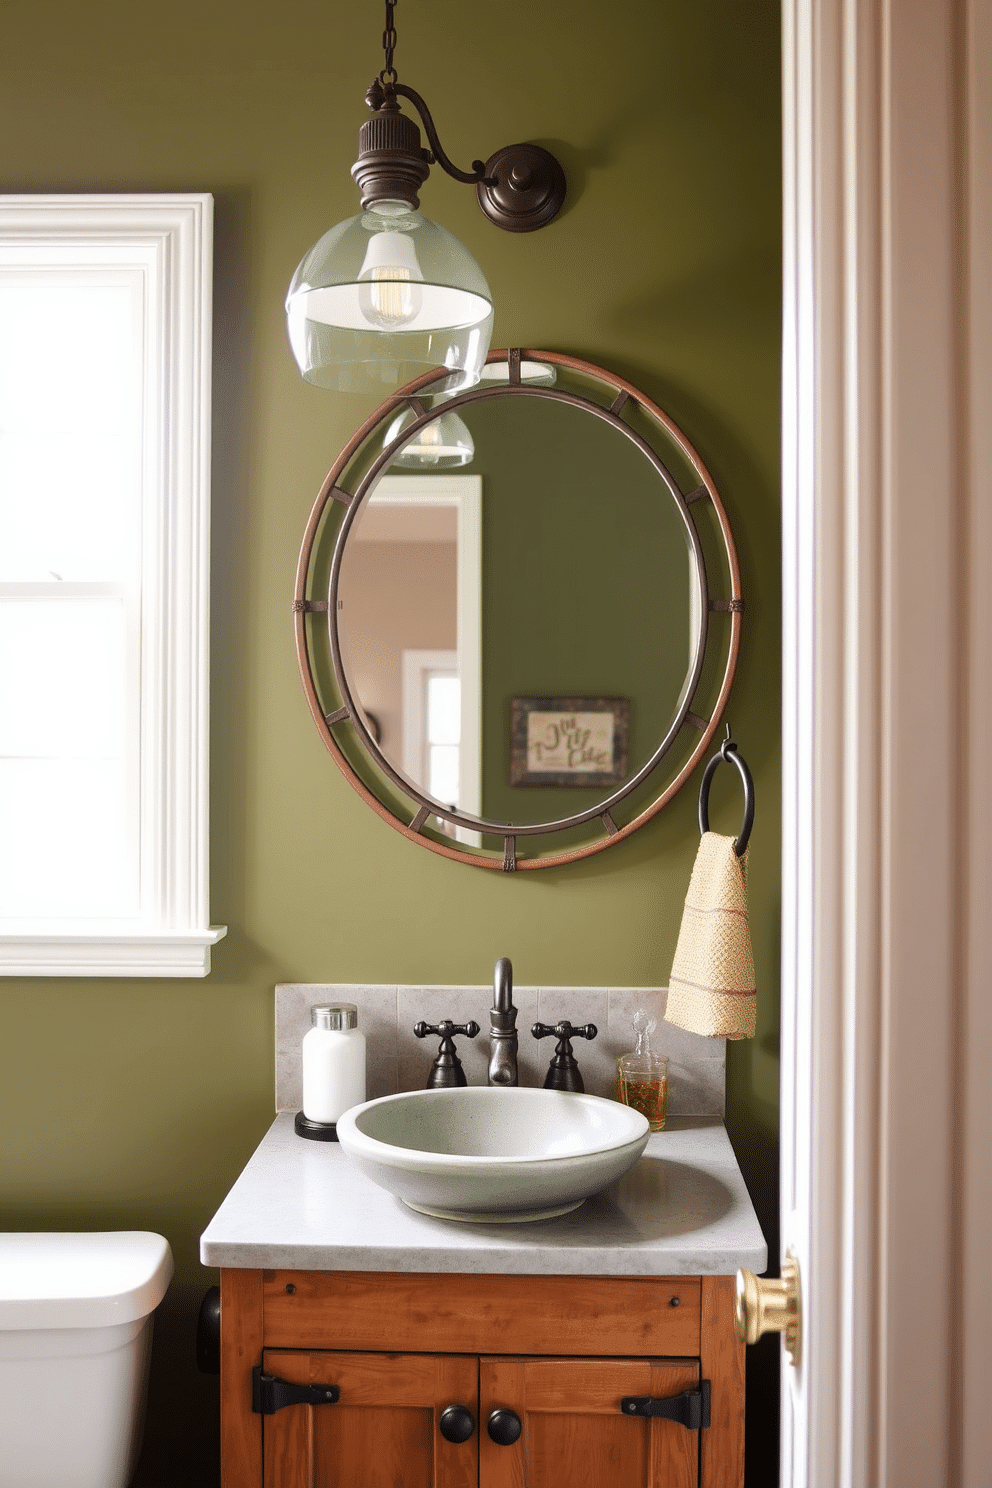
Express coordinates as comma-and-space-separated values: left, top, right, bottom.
294, 350, 742, 870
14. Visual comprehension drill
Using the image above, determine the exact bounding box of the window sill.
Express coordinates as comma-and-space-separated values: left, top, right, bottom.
0, 926, 227, 978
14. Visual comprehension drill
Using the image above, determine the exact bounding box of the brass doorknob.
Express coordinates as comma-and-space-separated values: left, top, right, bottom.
735, 1250, 801, 1366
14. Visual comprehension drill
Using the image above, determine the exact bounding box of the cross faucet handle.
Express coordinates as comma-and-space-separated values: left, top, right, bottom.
531, 1020, 598, 1043
531, 1021, 598, 1093
415, 1019, 480, 1041
414, 1019, 480, 1089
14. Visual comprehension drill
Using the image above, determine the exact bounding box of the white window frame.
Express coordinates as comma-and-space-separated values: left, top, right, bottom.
401, 647, 460, 802
0, 194, 225, 976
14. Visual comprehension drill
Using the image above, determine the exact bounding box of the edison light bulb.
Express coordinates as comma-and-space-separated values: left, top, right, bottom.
357, 230, 423, 330
413, 421, 444, 463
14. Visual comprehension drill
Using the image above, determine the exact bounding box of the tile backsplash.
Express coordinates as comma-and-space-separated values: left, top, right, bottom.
275, 984, 725, 1119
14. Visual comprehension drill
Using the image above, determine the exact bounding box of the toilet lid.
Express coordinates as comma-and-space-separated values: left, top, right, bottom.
0, 1232, 174, 1330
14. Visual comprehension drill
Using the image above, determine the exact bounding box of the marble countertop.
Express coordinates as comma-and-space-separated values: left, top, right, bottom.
200, 1114, 767, 1277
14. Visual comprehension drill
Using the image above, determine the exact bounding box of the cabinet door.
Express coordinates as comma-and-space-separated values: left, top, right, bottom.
480, 1357, 700, 1488
261, 1349, 478, 1488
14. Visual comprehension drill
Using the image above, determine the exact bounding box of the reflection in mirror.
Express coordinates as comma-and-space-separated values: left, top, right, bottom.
338, 476, 482, 840
339, 398, 699, 829
295, 351, 742, 870
380, 405, 475, 468
473, 394, 698, 828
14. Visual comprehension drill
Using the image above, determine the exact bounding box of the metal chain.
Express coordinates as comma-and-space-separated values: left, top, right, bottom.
380, 0, 398, 85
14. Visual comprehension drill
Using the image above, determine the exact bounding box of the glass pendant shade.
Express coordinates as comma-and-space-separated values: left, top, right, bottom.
286, 203, 494, 395
382, 405, 475, 468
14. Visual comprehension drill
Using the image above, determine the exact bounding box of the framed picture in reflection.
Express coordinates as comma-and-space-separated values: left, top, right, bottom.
510, 696, 630, 787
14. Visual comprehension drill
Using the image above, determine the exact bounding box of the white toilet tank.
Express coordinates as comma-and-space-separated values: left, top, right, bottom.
0, 1232, 174, 1488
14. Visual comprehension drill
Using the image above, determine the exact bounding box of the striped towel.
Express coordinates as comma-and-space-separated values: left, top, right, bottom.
665, 832, 756, 1039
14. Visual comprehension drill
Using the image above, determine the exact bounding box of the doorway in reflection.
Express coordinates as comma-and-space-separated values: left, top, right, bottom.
337, 475, 483, 827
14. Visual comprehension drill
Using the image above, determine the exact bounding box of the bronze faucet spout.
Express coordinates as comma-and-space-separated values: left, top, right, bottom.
488, 956, 518, 1086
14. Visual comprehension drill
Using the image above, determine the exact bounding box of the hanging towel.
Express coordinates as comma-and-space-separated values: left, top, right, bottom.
665, 831, 756, 1039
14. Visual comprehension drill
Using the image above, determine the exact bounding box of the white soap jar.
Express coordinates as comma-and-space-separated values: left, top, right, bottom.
300, 1003, 366, 1136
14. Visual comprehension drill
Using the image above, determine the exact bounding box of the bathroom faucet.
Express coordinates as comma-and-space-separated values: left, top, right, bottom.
488, 957, 518, 1086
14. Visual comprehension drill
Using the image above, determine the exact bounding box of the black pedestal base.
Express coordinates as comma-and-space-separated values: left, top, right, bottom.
294, 1110, 339, 1141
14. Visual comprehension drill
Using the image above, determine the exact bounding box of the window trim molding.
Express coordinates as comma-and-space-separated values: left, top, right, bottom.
0, 194, 226, 977
400, 647, 459, 801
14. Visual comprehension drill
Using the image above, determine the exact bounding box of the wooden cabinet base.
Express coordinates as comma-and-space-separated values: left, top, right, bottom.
261, 1350, 478, 1488
219, 1270, 744, 1488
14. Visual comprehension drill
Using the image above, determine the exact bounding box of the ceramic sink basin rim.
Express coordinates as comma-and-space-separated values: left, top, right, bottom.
335, 1086, 651, 1223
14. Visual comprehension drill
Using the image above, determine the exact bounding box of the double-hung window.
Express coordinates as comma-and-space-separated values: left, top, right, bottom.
0, 195, 225, 975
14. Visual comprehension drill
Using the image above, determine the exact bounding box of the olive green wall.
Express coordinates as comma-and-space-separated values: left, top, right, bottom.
467, 395, 693, 828
0, 0, 780, 1474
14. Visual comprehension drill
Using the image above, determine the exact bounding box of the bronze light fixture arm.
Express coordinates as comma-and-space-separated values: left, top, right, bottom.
358, 55, 566, 230
368, 79, 492, 186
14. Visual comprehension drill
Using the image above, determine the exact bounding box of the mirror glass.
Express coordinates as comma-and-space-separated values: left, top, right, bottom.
295, 353, 741, 870
338, 395, 700, 828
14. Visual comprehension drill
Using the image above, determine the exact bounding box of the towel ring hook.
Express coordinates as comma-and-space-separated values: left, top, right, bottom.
697, 725, 755, 857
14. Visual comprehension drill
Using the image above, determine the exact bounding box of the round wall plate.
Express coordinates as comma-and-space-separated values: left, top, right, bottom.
477, 144, 567, 232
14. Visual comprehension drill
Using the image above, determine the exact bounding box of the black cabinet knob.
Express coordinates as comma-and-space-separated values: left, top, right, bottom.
439, 1404, 475, 1443
487, 1407, 522, 1445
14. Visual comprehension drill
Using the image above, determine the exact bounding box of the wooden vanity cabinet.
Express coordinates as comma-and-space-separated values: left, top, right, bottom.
220, 1269, 745, 1488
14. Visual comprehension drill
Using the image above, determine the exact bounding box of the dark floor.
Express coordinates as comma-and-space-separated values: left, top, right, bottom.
744, 1333, 780, 1485
133, 1282, 220, 1488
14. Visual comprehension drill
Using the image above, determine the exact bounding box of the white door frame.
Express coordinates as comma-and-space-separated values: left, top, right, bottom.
782, 1, 992, 1484
369, 475, 483, 820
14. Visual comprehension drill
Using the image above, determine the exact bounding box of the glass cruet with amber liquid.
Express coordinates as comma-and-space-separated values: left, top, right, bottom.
615, 1008, 669, 1131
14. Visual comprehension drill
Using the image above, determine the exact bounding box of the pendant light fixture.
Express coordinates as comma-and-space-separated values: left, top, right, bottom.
382, 403, 475, 469
286, 0, 567, 395
380, 358, 560, 467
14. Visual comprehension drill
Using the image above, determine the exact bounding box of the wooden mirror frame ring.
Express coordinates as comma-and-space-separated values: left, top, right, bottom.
294, 349, 743, 871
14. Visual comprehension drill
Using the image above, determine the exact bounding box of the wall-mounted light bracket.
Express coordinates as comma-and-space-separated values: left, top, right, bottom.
475, 141, 567, 233
355, 74, 566, 232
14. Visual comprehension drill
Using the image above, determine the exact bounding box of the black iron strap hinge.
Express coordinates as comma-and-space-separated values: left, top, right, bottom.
621, 1380, 711, 1432
252, 1366, 340, 1415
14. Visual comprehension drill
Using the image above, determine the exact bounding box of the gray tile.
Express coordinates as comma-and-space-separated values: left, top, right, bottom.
275, 984, 398, 1109
606, 988, 666, 1055
534, 987, 612, 1097
352, 987, 400, 1101
273, 982, 725, 1116
608, 988, 725, 1067
274, 984, 313, 1111
505, 987, 543, 1088
536, 987, 610, 1028
666, 1058, 726, 1118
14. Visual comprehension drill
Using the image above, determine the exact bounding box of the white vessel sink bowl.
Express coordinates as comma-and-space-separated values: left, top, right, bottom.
335, 1087, 651, 1223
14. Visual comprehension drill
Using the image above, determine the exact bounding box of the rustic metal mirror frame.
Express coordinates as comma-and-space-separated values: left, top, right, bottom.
294, 349, 743, 871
